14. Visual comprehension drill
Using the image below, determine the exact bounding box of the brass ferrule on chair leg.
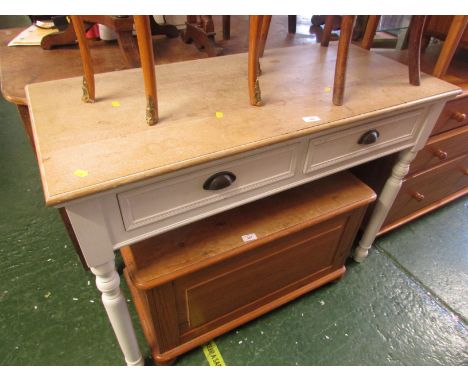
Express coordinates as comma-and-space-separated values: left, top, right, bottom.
146, 95, 158, 125
81, 77, 94, 103
253, 78, 263, 106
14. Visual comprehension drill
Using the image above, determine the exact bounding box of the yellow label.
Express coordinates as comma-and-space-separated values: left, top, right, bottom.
111, 101, 121, 107
324, 86, 332, 93
215, 111, 224, 119
202, 341, 226, 366
73, 169, 88, 177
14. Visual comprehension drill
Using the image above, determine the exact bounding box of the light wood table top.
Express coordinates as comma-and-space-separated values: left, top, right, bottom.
26, 43, 460, 206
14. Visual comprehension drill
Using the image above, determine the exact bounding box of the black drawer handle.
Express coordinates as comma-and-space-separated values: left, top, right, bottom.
203, 171, 236, 190
358, 129, 380, 145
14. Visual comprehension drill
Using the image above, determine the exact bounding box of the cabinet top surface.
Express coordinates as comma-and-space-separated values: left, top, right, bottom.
26, 43, 460, 206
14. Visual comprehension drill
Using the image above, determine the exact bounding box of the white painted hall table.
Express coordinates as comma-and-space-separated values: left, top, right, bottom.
26, 43, 460, 365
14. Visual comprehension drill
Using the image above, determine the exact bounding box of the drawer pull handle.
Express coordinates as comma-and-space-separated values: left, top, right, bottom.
433, 149, 448, 160
450, 112, 466, 123
203, 171, 237, 191
411, 191, 425, 202
358, 129, 380, 145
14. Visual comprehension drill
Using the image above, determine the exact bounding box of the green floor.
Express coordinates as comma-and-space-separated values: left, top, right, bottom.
0, 17, 467, 366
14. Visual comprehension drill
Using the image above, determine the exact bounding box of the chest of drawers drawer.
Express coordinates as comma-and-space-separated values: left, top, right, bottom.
304, 109, 423, 175
384, 154, 468, 226
431, 95, 468, 136
409, 124, 468, 176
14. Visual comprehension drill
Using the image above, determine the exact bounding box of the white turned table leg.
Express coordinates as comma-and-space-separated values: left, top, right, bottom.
354, 148, 417, 262
91, 261, 144, 366
66, 199, 144, 365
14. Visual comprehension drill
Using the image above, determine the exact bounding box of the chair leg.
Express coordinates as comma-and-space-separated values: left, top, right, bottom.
407, 16, 426, 86
134, 15, 158, 126
116, 29, 141, 68
222, 15, 230, 40
332, 16, 355, 106
288, 15, 296, 34
248, 15, 264, 106
432, 15, 468, 78
70, 15, 95, 103
321, 15, 335, 47
420, 16, 432, 53
259, 15, 272, 58
360, 15, 381, 50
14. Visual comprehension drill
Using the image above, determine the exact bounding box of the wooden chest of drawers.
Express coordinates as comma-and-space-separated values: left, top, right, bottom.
121, 172, 376, 364
383, 154, 468, 227
381, 95, 468, 232
431, 96, 468, 135
407, 125, 468, 175
352, 94, 468, 234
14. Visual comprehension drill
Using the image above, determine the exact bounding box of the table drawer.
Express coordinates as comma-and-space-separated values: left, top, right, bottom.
384, 154, 468, 225
304, 109, 423, 174
409, 124, 468, 176
431, 95, 468, 136
117, 142, 300, 231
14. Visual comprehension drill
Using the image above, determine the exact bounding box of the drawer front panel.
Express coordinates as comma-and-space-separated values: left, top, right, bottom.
385, 154, 468, 225
431, 95, 468, 136
304, 110, 422, 174
118, 142, 300, 231
174, 216, 347, 333
409, 125, 468, 175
